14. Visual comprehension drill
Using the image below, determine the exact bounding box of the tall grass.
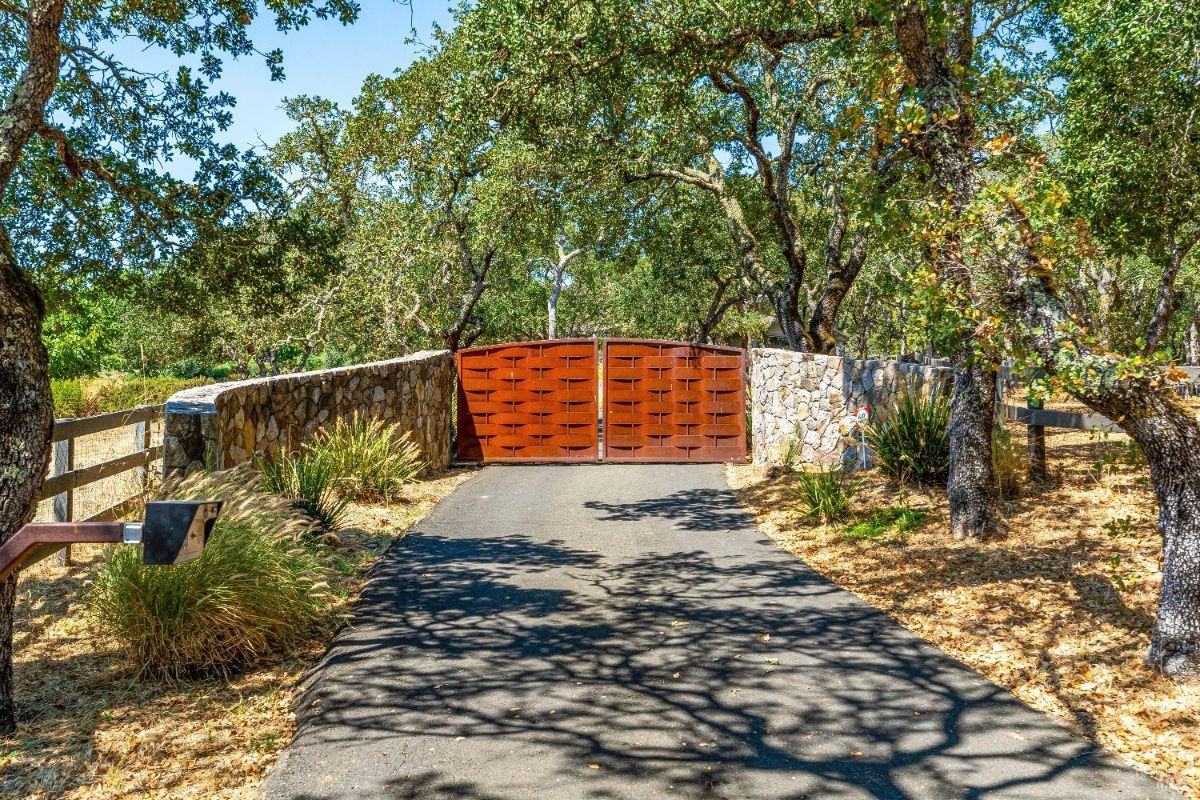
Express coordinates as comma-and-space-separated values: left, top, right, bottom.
793, 466, 859, 524
992, 423, 1024, 499
863, 388, 951, 487
88, 468, 330, 679
52, 374, 209, 417
312, 415, 424, 502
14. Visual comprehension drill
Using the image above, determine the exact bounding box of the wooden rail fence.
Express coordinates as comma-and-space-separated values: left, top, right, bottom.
38, 404, 164, 564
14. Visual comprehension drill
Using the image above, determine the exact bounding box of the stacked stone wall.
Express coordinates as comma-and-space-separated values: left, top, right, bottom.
751, 348, 952, 467
163, 350, 453, 477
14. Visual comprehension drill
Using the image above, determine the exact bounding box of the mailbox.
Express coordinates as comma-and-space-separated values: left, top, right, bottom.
138, 501, 222, 565
1, 501, 224, 583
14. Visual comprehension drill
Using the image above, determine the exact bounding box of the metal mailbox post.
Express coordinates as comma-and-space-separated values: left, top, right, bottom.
0, 500, 222, 582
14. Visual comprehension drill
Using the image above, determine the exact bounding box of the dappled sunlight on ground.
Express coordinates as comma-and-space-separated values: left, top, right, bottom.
728, 425, 1200, 798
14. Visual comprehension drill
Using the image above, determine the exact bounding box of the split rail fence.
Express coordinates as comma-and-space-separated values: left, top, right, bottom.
997, 365, 1200, 480
36, 404, 164, 564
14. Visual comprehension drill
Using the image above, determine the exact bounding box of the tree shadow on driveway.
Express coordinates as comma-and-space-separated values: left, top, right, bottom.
262, 471, 1176, 800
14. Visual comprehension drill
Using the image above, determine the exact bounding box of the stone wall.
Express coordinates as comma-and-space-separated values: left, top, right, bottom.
163, 350, 454, 478
751, 348, 952, 467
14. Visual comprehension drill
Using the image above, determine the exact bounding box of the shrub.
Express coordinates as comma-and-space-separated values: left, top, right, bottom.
257, 451, 350, 531
841, 507, 930, 542
160, 358, 208, 379
89, 374, 210, 411
793, 466, 858, 524
863, 388, 951, 487
311, 415, 425, 502
88, 468, 329, 679
51, 379, 87, 418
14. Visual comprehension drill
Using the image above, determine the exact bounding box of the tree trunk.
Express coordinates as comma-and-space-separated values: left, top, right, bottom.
0, 230, 55, 733
1186, 315, 1200, 365
772, 275, 808, 352
947, 352, 999, 538
893, 0, 999, 537
809, 216, 869, 354
693, 275, 739, 344
1006, 203, 1200, 678
1144, 235, 1191, 356
0, 0, 67, 733
547, 283, 560, 340
546, 242, 581, 341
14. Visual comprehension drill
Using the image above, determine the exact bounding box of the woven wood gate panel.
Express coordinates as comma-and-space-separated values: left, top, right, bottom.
603, 339, 746, 463
456, 340, 599, 462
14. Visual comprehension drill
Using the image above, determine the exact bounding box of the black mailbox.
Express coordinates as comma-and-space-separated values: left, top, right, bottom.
140, 501, 222, 565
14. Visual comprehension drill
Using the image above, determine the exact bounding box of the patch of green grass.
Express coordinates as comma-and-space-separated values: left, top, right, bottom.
840, 507, 930, 542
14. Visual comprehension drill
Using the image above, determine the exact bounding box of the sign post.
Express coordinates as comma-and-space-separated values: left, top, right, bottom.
855, 405, 870, 469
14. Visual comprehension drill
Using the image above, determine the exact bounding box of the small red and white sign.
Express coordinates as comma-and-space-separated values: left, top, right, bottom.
855, 406, 870, 426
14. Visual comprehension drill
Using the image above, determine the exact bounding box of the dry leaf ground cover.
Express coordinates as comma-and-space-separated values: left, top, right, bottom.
728, 424, 1200, 798
1, 468, 474, 800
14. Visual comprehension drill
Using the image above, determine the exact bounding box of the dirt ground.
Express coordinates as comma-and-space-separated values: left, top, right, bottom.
2, 468, 475, 800
728, 424, 1200, 798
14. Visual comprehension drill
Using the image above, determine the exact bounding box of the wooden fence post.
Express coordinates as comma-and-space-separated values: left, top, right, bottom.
52, 437, 74, 566
1027, 397, 1048, 483
134, 419, 150, 492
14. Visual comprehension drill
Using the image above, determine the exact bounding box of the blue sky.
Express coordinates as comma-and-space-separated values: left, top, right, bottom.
118, 1, 457, 158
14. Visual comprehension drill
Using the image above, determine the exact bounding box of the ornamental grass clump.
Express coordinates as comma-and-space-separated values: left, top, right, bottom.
311, 414, 424, 503
862, 387, 951, 487
793, 465, 859, 524
257, 450, 350, 531
88, 468, 331, 680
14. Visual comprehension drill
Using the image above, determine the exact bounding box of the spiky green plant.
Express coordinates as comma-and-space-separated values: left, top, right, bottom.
793, 466, 859, 524
257, 451, 350, 531
311, 415, 424, 502
862, 387, 951, 487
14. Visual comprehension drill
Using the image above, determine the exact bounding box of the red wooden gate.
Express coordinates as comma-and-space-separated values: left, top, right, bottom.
456, 340, 599, 462
456, 339, 745, 463
603, 340, 746, 463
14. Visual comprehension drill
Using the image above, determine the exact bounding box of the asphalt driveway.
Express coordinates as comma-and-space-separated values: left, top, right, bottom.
260, 464, 1177, 800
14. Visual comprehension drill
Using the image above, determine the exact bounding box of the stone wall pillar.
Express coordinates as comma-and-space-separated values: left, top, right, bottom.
751, 348, 953, 468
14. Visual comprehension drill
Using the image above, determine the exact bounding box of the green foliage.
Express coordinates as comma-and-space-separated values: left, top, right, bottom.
793, 466, 859, 524
257, 452, 350, 531
1090, 432, 1148, 477
1055, 0, 1200, 255
840, 507, 930, 542
310, 415, 425, 503
1104, 516, 1134, 538
88, 468, 330, 680
42, 296, 127, 379
862, 389, 952, 487
49, 380, 86, 419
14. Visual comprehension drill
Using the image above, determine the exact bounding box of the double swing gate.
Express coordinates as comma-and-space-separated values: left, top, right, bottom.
456, 339, 746, 464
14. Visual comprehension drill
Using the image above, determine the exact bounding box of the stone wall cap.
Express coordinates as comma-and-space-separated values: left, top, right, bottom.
165, 350, 452, 415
